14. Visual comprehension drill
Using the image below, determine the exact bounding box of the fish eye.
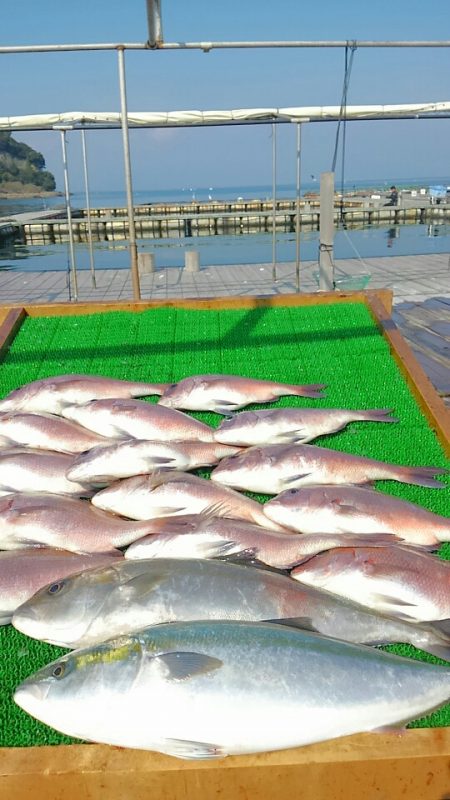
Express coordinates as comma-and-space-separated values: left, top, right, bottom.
47, 580, 65, 595
52, 663, 65, 679
288, 489, 298, 495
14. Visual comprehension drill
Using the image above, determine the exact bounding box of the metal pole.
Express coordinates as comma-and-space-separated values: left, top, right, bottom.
272, 122, 277, 282
3, 40, 450, 54
80, 129, 96, 288
318, 171, 335, 291
295, 122, 302, 292
57, 128, 78, 301
117, 47, 141, 300
146, 0, 163, 47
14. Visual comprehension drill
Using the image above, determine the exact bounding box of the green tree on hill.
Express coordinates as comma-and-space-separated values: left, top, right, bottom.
0, 131, 56, 192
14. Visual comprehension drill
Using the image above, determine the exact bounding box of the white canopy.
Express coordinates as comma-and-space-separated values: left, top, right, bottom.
1, 102, 450, 130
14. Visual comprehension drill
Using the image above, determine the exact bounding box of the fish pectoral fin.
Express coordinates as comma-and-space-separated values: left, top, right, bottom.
276, 429, 308, 444
263, 616, 319, 633
212, 400, 240, 415
330, 499, 366, 516
430, 619, 450, 638
118, 571, 169, 600
217, 544, 258, 561
156, 651, 223, 681
162, 737, 226, 760
370, 591, 419, 618
283, 473, 312, 486
147, 506, 187, 517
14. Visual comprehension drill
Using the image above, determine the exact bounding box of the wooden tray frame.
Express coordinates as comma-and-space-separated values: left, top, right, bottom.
0, 288, 449, 799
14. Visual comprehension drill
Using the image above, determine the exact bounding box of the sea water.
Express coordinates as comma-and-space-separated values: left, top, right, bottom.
1, 180, 449, 273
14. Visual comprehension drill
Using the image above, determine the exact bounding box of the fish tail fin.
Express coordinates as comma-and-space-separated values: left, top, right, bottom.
290, 383, 327, 399
394, 465, 448, 489
357, 408, 399, 424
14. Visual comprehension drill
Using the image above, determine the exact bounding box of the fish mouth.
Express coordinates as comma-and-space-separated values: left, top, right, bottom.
14, 680, 50, 717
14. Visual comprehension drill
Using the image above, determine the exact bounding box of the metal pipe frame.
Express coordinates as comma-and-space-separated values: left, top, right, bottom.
80, 129, 97, 288
2, 40, 450, 54
55, 128, 79, 301
117, 48, 141, 301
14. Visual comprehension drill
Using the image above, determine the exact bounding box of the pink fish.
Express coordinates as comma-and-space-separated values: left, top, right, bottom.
0, 411, 114, 454
91, 471, 284, 530
0, 492, 173, 554
210, 443, 448, 494
158, 374, 326, 414
0, 374, 169, 415
214, 407, 398, 446
263, 485, 450, 546
291, 546, 450, 625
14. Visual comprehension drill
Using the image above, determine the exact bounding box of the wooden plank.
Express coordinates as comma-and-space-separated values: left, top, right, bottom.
1, 729, 450, 800
0, 307, 27, 360
366, 295, 450, 455
0, 287, 392, 318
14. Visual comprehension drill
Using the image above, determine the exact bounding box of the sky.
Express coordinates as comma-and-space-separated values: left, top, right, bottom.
2, 0, 450, 193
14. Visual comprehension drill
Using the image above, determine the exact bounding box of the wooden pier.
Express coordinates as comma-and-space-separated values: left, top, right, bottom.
11, 199, 450, 245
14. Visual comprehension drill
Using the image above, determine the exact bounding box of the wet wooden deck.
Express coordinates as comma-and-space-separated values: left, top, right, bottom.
393, 296, 450, 407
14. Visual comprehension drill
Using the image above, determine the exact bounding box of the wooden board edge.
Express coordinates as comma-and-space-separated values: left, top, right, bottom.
0, 307, 27, 360
0, 288, 393, 317
1, 729, 450, 800
366, 294, 450, 455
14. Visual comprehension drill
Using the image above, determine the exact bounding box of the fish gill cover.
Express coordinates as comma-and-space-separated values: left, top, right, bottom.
0, 301, 448, 746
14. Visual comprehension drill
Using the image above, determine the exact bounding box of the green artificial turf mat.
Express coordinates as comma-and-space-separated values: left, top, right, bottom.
0, 300, 449, 748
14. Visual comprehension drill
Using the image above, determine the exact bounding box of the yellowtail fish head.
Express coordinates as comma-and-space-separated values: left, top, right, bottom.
14, 635, 142, 737
13, 563, 123, 648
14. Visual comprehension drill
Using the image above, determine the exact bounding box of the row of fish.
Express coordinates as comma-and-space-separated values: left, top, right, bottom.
1, 371, 449, 759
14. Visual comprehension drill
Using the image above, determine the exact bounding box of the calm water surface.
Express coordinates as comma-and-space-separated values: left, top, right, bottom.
1, 182, 449, 272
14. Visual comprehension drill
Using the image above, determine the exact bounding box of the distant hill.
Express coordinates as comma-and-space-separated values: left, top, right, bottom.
0, 132, 56, 195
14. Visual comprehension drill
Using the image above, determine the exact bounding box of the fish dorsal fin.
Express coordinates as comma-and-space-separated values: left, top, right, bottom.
263, 616, 319, 632
155, 651, 223, 682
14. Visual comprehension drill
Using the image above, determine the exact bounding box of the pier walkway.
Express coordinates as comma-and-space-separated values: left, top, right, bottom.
0, 252, 448, 406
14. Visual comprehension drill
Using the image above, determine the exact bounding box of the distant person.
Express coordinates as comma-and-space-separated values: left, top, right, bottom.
385, 185, 398, 206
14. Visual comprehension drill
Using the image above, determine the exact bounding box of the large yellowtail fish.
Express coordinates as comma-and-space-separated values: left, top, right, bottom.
214, 407, 398, 446
0, 374, 169, 415
14, 620, 450, 758
210, 443, 448, 494
12, 557, 450, 658
263, 484, 450, 546
158, 374, 326, 414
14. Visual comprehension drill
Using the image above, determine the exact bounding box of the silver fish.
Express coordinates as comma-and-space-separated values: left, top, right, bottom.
0, 411, 114, 454
0, 374, 169, 415
263, 484, 450, 546
12, 557, 450, 659
124, 514, 399, 568
0, 449, 92, 497
67, 440, 242, 485
91, 471, 280, 530
210, 443, 448, 494
214, 407, 398, 446
61, 399, 215, 442
0, 492, 173, 554
0, 549, 122, 625
291, 545, 450, 624
158, 373, 326, 414
14, 620, 450, 758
